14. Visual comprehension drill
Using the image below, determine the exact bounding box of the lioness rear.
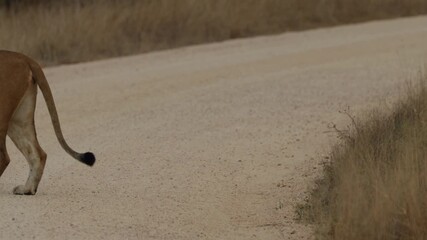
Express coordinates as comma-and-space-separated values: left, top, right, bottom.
0, 51, 95, 195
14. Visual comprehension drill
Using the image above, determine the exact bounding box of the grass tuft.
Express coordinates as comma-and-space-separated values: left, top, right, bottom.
298, 72, 427, 240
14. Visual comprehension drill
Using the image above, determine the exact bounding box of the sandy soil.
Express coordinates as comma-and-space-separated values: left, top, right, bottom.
1, 16, 427, 240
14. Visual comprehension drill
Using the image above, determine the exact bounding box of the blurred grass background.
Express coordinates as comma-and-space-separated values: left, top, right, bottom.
1, 0, 427, 64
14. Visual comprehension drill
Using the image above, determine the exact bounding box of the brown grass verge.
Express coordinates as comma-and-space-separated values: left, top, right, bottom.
1, 0, 427, 65
297, 71, 427, 240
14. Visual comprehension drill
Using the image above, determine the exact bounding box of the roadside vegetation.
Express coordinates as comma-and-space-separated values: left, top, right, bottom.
1, 0, 427, 65
297, 72, 427, 240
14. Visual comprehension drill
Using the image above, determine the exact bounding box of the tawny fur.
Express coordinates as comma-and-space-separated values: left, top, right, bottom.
0, 51, 95, 195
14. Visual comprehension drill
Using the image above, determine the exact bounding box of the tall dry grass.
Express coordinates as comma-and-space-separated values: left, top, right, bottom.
298, 73, 427, 240
1, 0, 427, 65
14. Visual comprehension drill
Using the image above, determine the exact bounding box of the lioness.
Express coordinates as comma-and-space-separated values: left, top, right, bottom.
0, 51, 95, 195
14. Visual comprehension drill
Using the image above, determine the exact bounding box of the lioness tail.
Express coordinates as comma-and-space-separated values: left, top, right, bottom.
27, 59, 96, 167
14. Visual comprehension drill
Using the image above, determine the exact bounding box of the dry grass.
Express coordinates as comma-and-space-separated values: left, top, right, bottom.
1, 0, 427, 65
298, 72, 427, 240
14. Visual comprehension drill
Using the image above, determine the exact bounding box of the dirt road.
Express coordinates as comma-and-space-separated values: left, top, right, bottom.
1, 16, 427, 240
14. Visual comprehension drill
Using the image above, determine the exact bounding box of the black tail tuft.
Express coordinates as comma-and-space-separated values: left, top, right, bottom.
80, 152, 96, 166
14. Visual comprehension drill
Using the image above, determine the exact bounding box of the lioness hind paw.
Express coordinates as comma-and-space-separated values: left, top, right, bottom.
13, 185, 36, 195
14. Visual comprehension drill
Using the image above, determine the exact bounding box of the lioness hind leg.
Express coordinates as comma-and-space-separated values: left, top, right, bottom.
9, 123, 46, 195
8, 84, 46, 195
